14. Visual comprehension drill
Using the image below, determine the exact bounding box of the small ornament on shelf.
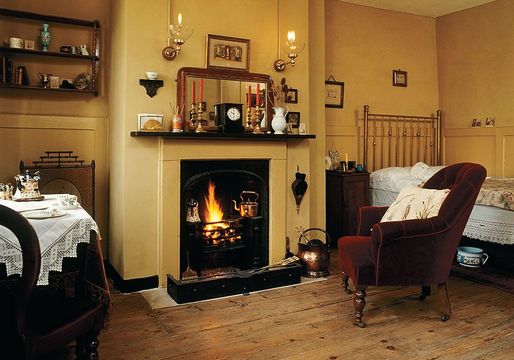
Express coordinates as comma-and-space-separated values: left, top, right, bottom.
40, 23, 51, 51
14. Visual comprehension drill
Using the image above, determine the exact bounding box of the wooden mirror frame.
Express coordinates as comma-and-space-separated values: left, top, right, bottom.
177, 67, 274, 130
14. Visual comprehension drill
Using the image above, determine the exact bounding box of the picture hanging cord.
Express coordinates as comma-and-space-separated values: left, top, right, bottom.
167, 0, 172, 47
327, 75, 336, 82
277, 0, 280, 58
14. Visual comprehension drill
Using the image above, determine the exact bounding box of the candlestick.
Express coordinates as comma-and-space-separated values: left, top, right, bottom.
256, 84, 260, 106
192, 81, 196, 104
189, 103, 197, 128
195, 101, 206, 133
246, 106, 253, 129
199, 79, 203, 102
252, 105, 263, 134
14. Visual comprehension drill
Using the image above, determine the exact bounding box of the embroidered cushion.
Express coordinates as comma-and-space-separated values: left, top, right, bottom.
381, 187, 450, 222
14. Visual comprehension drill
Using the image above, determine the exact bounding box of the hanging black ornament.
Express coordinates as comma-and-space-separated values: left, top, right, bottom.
291, 166, 308, 214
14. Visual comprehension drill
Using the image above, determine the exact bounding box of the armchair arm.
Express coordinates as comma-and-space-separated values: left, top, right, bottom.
371, 216, 449, 246
356, 206, 389, 236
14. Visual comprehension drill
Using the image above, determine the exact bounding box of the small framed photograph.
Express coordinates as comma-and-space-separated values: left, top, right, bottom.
24, 40, 35, 50
325, 80, 344, 108
138, 113, 164, 131
298, 123, 306, 135
286, 112, 300, 128
393, 69, 407, 87
286, 123, 297, 135
207, 34, 250, 72
286, 88, 298, 104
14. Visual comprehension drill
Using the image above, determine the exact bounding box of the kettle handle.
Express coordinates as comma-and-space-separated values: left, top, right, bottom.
240, 191, 259, 202
299, 227, 331, 247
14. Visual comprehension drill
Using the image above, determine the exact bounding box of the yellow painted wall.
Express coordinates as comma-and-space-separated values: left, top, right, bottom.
436, 0, 514, 176
324, 0, 439, 166
109, 0, 320, 280
0, 0, 110, 250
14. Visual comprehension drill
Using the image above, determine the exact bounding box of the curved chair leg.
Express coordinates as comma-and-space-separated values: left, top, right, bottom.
341, 272, 352, 294
438, 282, 451, 322
419, 285, 431, 300
353, 287, 367, 328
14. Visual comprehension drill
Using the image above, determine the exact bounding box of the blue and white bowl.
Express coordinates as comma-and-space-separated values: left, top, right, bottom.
456, 246, 489, 268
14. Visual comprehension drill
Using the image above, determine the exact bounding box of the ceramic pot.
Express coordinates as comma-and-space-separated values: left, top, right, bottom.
40, 23, 51, 51
456, 246, 489, 268
271, 106, 288, 134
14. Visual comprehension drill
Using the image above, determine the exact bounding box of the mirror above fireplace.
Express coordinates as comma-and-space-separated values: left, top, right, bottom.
177, 67, 274, 130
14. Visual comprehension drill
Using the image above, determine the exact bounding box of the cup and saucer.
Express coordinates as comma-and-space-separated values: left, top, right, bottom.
54, 194, 81, 210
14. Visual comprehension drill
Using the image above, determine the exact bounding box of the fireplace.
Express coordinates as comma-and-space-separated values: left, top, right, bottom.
167, 158, 302, 303
180, 160, 269, 278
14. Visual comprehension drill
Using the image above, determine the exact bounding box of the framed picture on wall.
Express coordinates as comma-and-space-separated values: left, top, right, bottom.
206, 34, 250, 71
393, 69, 408, 87
325, 78, 344, 108
286, 88, 298, 104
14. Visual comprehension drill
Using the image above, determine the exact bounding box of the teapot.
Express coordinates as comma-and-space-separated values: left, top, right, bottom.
232, 191, 259, 218
13, 170, 42, 200
38, 72, 52, 88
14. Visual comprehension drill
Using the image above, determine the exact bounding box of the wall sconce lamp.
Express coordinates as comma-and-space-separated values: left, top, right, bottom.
162, 13, 193, 60
273, 30, 304, 72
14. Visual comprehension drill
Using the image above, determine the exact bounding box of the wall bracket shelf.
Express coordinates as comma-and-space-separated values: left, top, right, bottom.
139, 79, 163, 98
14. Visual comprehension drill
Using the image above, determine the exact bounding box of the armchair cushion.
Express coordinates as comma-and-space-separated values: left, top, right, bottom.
380, 187, 450, 222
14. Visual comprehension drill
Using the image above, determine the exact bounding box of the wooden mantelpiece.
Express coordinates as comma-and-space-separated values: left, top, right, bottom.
130, 131, 316, 140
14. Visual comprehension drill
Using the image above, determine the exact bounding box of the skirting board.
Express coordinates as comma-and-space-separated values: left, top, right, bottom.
104, 261, 159, 293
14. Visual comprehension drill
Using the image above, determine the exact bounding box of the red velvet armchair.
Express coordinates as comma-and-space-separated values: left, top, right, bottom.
338, 163, 486, 327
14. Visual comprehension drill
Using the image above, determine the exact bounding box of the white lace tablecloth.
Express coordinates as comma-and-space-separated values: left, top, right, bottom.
0, 196, 99, 286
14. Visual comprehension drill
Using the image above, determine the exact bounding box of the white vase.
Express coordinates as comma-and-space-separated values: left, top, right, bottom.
271, 106, 288, 134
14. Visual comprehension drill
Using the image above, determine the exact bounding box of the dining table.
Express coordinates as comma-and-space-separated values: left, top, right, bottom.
0, 195, 109, 303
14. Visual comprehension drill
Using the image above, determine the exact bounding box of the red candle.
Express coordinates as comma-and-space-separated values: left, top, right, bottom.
248, 85, 251, 107
256, 84, 260, 106
192, 81, 196, 104
199, 79, 204, 102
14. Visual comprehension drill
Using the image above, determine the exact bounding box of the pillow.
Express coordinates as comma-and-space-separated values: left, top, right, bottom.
380, 187, 450, 222
410, 162, 430, 179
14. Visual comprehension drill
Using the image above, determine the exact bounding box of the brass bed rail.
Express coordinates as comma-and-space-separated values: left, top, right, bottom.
363, 105, 441, 172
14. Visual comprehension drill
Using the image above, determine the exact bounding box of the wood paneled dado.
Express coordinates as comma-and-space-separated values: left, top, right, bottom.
443, 127, 514, 177
0, 113, 108, 252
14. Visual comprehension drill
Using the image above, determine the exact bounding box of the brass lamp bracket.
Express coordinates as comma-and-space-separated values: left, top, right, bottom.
139, 79, 164, 98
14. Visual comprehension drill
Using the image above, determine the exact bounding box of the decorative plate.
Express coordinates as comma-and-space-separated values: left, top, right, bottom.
23, 209, 67, 219
73, 73, 91, 90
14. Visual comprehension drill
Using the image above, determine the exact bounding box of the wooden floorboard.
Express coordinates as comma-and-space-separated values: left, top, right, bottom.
92, 254, 514, 360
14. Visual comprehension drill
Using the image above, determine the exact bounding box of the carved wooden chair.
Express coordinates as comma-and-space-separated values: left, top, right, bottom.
19, 151, 95, 218
338, 163, 486, 327
0, 205, 108, 359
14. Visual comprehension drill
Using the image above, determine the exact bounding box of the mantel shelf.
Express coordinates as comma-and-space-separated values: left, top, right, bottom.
130, 131, 316, 141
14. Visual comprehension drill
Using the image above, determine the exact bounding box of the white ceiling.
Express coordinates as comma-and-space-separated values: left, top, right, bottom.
340, 0, 496, 17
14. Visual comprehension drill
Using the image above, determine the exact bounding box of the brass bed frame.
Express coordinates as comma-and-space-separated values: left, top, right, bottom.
363, 105, 442, 172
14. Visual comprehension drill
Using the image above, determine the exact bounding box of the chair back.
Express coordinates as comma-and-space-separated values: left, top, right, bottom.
0, 205, 40, 336
20, 151, 95, 218
423, 162, 486, 230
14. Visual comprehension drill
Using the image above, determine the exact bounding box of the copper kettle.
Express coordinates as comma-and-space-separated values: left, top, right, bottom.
232, 191, 259, 217
297, 227, 331, 278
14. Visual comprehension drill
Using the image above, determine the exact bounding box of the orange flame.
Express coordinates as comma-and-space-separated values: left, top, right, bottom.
203, 181, 225, 224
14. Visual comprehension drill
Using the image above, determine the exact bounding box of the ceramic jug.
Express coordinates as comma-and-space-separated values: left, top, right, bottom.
271, 106, 288, 134
38, 72, 52, 88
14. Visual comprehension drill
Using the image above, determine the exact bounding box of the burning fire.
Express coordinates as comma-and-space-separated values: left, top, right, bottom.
203, 181, 229, 230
